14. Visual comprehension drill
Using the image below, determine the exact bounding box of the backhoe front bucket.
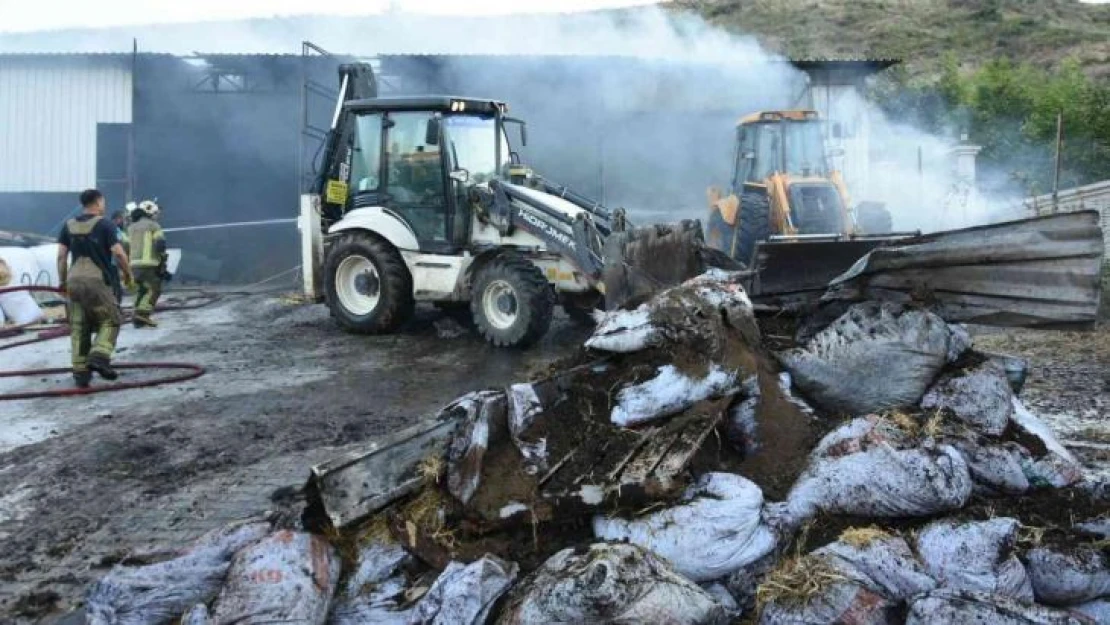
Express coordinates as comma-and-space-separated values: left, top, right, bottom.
750, 236, 910, 299
601, 220, 708, 310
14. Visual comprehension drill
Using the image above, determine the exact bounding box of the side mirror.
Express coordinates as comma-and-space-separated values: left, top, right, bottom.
425, 117, 440, 146
505, 117, 527, 147
449, 168, 469, 183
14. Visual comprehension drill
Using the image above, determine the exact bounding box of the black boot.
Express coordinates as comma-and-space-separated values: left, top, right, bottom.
87, 354, 119, 381
73, 370, 92, 389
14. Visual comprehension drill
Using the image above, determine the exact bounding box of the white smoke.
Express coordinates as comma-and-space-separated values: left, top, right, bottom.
0, 5, 1024, 231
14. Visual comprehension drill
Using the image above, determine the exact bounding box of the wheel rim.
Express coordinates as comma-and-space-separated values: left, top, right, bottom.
336, 255, 381, 316
482, 280, 519, 331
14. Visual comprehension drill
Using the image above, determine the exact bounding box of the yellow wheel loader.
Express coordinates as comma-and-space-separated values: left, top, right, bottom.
705, 110, 910, 301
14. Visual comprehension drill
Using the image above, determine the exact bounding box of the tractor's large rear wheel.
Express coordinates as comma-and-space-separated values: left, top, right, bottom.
471, 255, 554, 348
325, 232, 414, 334
736, 191, 772, 266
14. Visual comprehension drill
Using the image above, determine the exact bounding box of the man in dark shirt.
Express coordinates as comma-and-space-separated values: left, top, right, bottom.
57, 189, 134, 388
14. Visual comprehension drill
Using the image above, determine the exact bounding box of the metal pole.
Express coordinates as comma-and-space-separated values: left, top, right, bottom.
129, 38, 138, 201
162, 218, 298, 233
1052, 111, 1063, 214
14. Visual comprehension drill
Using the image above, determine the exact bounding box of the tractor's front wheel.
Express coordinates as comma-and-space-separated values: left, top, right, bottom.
325, 232, 414, 334
471, 256, 554, 348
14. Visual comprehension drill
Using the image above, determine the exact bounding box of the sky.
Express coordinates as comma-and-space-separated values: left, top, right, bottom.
0, 0, 660, 33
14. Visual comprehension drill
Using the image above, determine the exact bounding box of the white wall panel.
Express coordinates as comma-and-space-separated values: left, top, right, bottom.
0, 57, 131, 192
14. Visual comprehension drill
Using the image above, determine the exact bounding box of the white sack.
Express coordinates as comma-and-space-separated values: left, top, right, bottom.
210, 530, 340, 625
915, 518, 1033, 601
920, 359, 1014, 436
31, 244, 61, 286
778, 302, 954, 415
593, 473, 776, 582
497, 543, 728, 625
759, 580, 900, 625
906, 588, 1088, 625
1025, 547, 1110, 606
610, 364, 739, 428
1071, 598, 1110, 623
813, 534, 937, 602
785, 429, 971, 520
951, 440, 1031, 495
0, 247, 41, 286
85, 521, 270, 625
328, 543, 412, 625
586, 307, 657, 353
410, 555, 518, 625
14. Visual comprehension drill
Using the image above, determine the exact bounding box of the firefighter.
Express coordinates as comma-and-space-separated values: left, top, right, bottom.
111, 208, 131, 253
110, 208, 131, 303
57, 189, 134, 388
128, 200, 168, 328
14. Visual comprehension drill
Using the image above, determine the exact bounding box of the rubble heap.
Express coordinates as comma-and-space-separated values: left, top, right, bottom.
84, 270, 1109, 624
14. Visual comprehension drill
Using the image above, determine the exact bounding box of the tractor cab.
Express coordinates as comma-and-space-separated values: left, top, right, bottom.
732, 110, 848, 236
320, 96, 525, 254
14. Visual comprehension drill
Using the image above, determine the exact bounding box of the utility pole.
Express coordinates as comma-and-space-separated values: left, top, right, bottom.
1052, 111, 1063, 213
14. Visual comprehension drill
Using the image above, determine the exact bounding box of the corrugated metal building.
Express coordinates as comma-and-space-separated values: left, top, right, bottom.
0, 54, 134, 216
1027, 180, 1110, 262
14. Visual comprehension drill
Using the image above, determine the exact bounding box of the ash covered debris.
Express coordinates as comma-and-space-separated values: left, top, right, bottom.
81, 270, 1109, 624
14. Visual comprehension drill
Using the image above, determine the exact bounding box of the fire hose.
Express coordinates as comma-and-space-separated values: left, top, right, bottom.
0, 363, 206, 401
0, 285, 208, 399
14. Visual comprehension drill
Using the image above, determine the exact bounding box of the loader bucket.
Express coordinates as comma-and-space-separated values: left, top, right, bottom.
601, 220, 708, 310
750, 236, 910, 298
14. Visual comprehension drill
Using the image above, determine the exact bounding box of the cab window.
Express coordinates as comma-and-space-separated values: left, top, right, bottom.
351, 113, 383, 193
385, 112, 447, 243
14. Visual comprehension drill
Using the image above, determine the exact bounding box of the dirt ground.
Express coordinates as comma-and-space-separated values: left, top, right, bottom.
973, 322, 1110, 483
0, 292, 587, 622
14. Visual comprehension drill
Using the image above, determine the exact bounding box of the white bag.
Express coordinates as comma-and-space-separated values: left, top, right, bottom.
813, 533, 937, 602
778, 302, 956, 415
210, 530, 340, 625
497, 543, 728, 625
784, 419, 972, 521
85, 521, 270, 625
906, 588, 1087, 625
610, 365, 739, 428
1025, 546, 1110, 606
920, 359, 1014, 436
593, 473, 776, 582
410, 555, 518, 625
915, 518, 1033, 601
31, 244, 61, 287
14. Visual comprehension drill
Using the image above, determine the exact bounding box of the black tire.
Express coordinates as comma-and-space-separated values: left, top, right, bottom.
324, 232, 414, 334
471, 255, 555, 348
736, 191, 771, 266
856, 202, 893, 234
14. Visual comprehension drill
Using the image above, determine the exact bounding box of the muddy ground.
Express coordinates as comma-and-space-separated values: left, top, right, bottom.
973, 322, 1110, 483
0, 292, 586, 622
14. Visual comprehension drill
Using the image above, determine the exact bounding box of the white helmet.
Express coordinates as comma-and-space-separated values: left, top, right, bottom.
125, 201, 138, 212
137, 200, 161, 218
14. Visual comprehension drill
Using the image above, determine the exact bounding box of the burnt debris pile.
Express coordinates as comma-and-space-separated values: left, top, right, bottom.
85, 271, 1109, 624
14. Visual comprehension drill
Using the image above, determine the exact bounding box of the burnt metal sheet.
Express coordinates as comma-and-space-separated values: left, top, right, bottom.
304, 416, 458, 529
750, 233, 918, 297
826, 211, 1105, 327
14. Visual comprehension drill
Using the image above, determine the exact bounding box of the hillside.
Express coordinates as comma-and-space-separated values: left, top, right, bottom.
675, 0, 1110, 78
